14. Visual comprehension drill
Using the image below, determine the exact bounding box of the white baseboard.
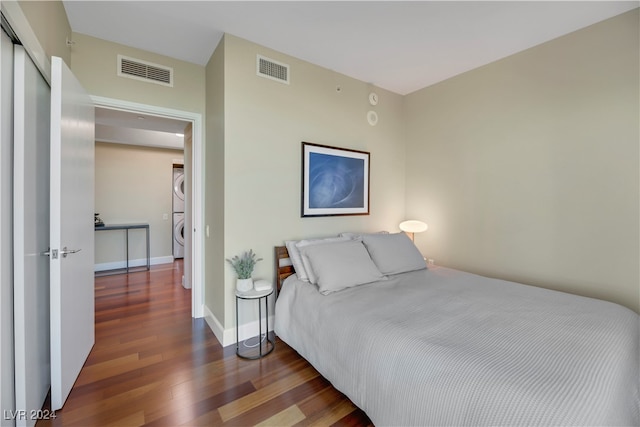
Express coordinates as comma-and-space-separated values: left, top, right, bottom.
203, 304, 274, 348
203, 305, 226, 346
94, 255, 175, 272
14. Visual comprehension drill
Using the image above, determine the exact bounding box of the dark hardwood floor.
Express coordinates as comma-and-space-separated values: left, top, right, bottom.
38, 261, 372, 426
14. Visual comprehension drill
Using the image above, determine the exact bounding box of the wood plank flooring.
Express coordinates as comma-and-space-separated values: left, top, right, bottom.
38, 261, 372, 426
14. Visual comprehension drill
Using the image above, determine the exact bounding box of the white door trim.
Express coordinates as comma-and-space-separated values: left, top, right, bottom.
91, 96, 204, 318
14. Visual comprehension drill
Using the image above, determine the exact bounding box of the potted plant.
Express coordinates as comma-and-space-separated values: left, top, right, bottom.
226, 249, 262, 292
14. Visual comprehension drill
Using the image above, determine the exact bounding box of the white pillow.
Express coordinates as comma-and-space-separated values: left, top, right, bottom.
298, 239, 386, 295
361, 232, 426, 275
285, 236, 351, 281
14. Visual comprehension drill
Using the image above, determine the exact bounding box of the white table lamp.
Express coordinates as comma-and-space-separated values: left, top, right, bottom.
399, 220, 428, 242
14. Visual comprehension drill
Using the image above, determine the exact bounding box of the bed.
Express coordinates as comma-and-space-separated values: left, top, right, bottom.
273, 233, 640, 426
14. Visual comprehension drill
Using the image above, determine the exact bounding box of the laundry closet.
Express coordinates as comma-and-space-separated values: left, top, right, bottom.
172, 164, 185, 259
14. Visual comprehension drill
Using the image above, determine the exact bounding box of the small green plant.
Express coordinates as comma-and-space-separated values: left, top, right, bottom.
226, 249, 262, 279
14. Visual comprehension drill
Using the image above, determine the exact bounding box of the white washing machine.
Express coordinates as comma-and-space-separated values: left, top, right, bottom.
173, 167, 185, 213
173, 212, 185, 259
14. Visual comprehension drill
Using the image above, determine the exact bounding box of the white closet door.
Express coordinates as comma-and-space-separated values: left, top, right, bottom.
1, 28, 16, 427
13, 45, 51, 427
49, 56, 95, 411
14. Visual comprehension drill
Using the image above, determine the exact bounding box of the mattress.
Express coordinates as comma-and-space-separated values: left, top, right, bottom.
274, 266, 640, 426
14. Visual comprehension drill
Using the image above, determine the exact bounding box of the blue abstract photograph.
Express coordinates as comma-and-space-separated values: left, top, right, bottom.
308, 153, 364, 209
302, 142, 369, 217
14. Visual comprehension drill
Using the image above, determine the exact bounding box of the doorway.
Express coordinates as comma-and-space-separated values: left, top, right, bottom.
92, 97, 204, 318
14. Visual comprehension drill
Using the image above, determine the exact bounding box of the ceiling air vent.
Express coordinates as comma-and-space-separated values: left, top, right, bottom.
257, 55, 289, 84
117, 55, 173, 87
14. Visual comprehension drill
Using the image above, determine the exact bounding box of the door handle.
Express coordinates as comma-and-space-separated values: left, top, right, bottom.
60, 247, 81, 258
41, 247, 58, 259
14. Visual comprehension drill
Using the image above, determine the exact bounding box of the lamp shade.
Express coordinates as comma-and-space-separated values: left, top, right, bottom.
399, 220, 428, 234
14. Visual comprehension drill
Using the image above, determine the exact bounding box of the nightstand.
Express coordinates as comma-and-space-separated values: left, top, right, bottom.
235, 286, 275, 359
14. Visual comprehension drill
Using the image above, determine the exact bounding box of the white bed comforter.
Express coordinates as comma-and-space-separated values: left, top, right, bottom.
274, 266, 639, 426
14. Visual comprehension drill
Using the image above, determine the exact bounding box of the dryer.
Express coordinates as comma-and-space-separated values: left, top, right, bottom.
173, 167, 185, 213
173, 212, 185, 259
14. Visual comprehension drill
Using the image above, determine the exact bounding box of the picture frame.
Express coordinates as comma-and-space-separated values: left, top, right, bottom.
301, 142, 370, 217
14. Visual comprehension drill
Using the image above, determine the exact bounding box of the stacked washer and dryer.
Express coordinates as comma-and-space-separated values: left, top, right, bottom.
172, 166, 185, 259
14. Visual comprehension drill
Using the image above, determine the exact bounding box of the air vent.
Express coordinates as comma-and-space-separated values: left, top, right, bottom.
257, 55, 289, 84
117, 55, 173, 87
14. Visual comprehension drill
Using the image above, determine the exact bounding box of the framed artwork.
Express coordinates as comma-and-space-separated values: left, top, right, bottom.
301, 142, 370, 217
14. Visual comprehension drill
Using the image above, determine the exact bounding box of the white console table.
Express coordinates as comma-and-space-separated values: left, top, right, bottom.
95, 223, 150, 275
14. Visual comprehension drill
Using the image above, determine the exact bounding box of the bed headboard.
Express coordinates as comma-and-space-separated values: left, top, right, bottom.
274, 246, 294, 294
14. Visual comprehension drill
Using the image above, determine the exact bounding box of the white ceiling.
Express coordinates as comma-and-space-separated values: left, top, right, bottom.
64, 1, 638, 96
95, 108, 188, 133
94, 106, 188, 149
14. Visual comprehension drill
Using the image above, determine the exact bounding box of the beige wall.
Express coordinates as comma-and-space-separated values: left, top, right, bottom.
216, 35, 407, 328
17, 0, 71, 65
95, 142, 183, 265
205, 37, 226, 321
404, 10, 639, 312
69, 32, 205, 115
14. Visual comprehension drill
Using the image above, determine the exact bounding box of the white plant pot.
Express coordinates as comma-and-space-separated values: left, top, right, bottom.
236, 278, 253, 293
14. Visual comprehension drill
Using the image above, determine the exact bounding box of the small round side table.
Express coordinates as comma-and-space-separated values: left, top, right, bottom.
235, 287, 275, 359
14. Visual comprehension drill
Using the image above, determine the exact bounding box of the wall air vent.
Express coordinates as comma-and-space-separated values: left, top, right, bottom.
257, 55, 289, 84
117, 55, 173, 87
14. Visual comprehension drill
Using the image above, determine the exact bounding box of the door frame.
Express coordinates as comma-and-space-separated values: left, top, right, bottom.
92, 96, 204, 318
